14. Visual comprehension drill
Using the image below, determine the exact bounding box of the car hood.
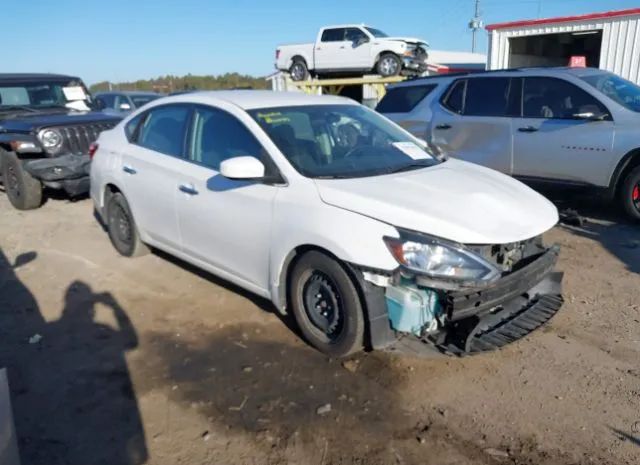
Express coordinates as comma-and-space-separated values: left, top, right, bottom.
0, 110, 121, 133
382, 36, 428, 46
314, 159, 558, 244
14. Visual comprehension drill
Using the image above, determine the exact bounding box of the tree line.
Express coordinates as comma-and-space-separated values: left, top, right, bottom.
89, 73, 269, 93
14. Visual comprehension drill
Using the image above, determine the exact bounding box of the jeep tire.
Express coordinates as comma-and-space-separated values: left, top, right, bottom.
1, 150, 43, 210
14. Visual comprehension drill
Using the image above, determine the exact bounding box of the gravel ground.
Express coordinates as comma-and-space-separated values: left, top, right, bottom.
0, 192, 638, 465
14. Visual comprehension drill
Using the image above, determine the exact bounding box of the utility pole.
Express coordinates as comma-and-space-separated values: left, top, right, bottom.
469, 0, 483, 53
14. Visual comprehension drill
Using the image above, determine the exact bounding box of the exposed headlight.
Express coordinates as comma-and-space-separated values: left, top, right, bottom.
384, 231, 501, 285
38, 129, 63, 153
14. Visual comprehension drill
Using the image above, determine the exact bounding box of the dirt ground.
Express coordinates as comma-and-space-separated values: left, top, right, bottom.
0, 190, 638, 465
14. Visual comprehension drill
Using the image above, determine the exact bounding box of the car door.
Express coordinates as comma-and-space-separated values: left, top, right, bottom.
121, 104, 191, 252
342, 27, 372, 68
176, 104, 279, 291
315, 28, 347, 70
512, 76, 615, 185
429, 77, 517, 174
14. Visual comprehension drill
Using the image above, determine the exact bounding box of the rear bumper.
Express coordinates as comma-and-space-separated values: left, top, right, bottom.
24, 154, 91, 196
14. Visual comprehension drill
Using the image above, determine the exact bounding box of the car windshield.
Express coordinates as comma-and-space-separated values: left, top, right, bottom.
249, 104, 440, 178
0, 79, 92, 110
365, 27, 389, 38
131, 94, 160, 108
580, 73, 640, 113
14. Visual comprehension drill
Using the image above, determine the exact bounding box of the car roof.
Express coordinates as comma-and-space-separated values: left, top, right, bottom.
322, 24, 368, 29
0, 73, 80, 82
391, 67, 612, 88
157, 90, 354, 110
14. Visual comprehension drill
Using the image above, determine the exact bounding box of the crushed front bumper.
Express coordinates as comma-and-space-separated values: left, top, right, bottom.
24, 154, 91, 196
358, 246, 564, 356
402, 56, 428, 74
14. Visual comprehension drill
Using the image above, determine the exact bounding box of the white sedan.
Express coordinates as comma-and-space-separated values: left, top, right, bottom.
90, 91, 563, 357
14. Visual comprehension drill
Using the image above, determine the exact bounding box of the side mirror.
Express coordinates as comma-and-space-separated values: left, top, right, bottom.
354, 37, 369, 47
572, 111, 606, 121
220, 156, 265, 180
119, 102, 132, 111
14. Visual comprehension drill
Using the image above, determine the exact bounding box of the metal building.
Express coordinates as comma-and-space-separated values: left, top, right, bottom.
486, 7, 640, 83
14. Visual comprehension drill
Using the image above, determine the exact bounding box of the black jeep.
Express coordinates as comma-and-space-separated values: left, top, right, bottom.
0, 74, 120, 210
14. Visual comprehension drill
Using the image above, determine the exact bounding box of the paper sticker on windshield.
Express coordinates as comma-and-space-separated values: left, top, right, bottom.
62, 86, 87, 101
256, 111, 290, 124
392, 142, 431, 160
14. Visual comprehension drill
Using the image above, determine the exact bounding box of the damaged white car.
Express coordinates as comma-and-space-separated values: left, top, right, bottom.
91, 91, 563, 357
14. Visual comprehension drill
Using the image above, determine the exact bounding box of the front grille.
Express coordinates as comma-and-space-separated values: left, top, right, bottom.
56, 122, 117, 155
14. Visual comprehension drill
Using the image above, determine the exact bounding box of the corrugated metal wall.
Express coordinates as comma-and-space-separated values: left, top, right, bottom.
488, 14, 640, 83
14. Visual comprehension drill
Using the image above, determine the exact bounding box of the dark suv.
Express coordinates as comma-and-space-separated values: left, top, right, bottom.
0, 74, 120, 210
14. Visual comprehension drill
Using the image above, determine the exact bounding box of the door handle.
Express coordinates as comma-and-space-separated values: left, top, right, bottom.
518, 126, 539, 133
435, 124, 452, 130
178, 183, 199, 195
339, 46, 345, 49
122, 165, 137, 174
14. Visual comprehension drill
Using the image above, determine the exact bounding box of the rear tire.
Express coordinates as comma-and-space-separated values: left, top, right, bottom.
289, 59, 309, 82
106, 192, 149, 257
620, 165, 640, 221
1, 150, 42, 210
376, 53, 402, 77
289, 251, 365, 357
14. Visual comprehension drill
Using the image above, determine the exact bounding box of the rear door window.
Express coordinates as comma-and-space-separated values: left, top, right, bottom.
137, 105, 190, 157
442, 80, 465, 114
464, 77, 513, 117
523, 77, 610, 120
376, 84, 437, 113
321, 28, 345, 42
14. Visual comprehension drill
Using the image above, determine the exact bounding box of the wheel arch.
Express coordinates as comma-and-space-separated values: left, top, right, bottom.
101, 182, 125, 216
608, 148, 640, 198
289, 54, 309, 69
274, 243, 394, 351
274, 244, 346, 314
375, 50, 400, 65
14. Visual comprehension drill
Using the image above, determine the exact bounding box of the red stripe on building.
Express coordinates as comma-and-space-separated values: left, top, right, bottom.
486, 7, 640, 31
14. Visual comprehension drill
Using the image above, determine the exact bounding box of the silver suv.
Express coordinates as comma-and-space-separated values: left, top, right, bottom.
378, 67, 640, 220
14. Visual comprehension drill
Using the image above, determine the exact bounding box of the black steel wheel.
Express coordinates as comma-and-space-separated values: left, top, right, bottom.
106, 192, 149, 257
289, 251, 364, 357
1, 150, 42, 210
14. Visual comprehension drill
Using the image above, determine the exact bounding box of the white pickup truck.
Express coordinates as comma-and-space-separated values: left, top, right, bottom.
275, 24, 428, 81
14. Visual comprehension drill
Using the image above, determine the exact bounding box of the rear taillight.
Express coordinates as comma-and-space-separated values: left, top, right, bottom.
88, 142, 99, 159
275, 49, 280, 60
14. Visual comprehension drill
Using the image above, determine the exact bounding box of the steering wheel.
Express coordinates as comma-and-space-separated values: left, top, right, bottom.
342, 145, 370, 159
336, 123, 359, 149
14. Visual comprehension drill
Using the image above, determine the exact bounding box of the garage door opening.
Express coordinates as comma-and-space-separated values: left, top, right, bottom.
508, 30, 602, 68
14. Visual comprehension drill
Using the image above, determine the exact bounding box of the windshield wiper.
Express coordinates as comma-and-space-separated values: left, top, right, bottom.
386, 160, 435, 174
0, 105, 40, 113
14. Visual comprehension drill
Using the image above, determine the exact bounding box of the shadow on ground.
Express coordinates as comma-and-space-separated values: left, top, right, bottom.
542, 189, 640, 274
0, 248, 147, 465
139, 324, 427, 464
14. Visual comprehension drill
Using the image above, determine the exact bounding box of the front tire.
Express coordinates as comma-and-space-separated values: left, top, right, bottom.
376, 53, 402, 77
289, 59, 309, 82
106, 192, 149, 257
1, 150, 42, 210
289, 251, 365, 357
620, 165, 640, 221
